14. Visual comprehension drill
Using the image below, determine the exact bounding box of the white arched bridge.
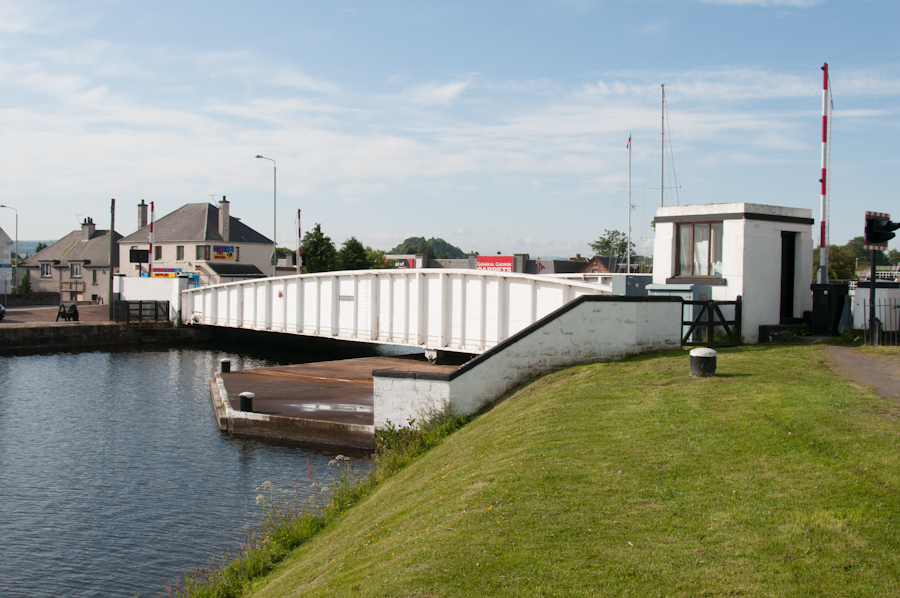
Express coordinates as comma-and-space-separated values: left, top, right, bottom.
181, 269, 613, 354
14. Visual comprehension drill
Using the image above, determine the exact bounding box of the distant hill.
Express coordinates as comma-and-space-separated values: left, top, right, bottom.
388, 237, 467, 259
13, 240, 57, 258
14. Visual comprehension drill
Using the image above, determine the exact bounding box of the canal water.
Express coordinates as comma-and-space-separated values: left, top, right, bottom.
0, 346, 372, 598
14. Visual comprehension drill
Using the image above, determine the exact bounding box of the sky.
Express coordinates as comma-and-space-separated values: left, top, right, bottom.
0, 0, 898, 258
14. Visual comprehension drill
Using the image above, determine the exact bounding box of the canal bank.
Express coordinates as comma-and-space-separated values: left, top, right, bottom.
211, 356, 458, 449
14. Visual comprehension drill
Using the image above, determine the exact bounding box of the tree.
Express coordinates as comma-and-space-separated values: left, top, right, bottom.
275, 246, 293, 260
886, 249, 900, 266
14, 272, 31, 294
366, 247, 388, 269
844, 236, 889, 267
813, 245, 856, 281
388, 237, 466, 259
589, 230, 635, 261
35, 242, 48, 254
300, 223, 337, 273
337, 237, 369, 271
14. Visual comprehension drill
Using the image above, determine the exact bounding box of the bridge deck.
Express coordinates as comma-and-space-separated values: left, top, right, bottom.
218, 356, 457, 427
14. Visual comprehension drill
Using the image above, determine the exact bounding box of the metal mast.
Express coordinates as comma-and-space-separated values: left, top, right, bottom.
660, 84, 665, 208
817, 63, 831, 283
627, 135, 632, 273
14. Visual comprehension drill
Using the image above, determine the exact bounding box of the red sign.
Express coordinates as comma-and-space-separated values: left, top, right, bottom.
477, 256, 514, 272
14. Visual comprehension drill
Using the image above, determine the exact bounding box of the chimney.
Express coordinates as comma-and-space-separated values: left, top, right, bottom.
82, 217, 95, 241
218, 196, 230, 242
138, 200, 148, 230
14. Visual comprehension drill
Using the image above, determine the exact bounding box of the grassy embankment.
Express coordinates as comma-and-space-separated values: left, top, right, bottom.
240, 344, 900, 597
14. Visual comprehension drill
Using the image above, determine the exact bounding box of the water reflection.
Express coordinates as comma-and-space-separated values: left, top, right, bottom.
0, 346, 371, 598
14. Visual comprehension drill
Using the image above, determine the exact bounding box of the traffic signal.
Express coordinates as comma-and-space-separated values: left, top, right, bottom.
864, 211, 900, 250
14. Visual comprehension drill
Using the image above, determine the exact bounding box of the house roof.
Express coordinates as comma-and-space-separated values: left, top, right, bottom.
20, 228, 122, 268
577, 256, 617, 274
203, 263, 267, 278
118, 203, 272, 245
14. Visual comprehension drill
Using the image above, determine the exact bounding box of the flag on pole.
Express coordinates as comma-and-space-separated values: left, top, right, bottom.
626, 136, 631, 149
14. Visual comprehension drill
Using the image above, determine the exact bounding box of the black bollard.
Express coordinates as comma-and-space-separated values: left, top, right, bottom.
239, 392, 254, 412
220, 359, 231, 373
690, 348, 717, 377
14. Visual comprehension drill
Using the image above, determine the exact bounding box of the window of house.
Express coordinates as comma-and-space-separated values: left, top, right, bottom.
154, 246, 162, 261
176, 246, 184, 261
196, 245, 210, 260
40, 263, 52, 277
70, 263, 82, 278
677, 222, 723, 276
92, 270, 98, 285
235, 247, 240, 262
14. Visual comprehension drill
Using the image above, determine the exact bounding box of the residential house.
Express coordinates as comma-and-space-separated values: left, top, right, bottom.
18, 218, 122, 304
118, 198, 273, 286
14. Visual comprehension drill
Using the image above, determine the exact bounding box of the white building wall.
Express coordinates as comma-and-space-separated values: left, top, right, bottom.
113, 275, 190, 321
653, 203, 813, 343
119, 242, 273, 280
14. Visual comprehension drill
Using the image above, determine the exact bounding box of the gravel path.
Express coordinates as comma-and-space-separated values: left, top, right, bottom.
823, 345, 900, 401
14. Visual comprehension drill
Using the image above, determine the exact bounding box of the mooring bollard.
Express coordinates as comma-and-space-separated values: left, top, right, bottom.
689, 348, 717, 377
220, 359, 231, 373
239, 392, 255, 412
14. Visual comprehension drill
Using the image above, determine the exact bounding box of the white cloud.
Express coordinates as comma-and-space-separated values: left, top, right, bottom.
398, 80, 471, 105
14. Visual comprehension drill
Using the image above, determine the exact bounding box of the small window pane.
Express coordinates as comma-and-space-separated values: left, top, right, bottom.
678, 225, 692, 275
154, 246, 162, 261
711, 223, 723, 276
176, 246, 184, 261
693, 224, 709, 276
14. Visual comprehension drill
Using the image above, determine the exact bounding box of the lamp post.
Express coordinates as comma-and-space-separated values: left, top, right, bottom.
0, 204, 18, 290
255, 155, 277, 276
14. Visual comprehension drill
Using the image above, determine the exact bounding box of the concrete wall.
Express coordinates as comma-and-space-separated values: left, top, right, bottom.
114, 275, 189, 321
373, 295, 682, 428
653, 203, 813, 343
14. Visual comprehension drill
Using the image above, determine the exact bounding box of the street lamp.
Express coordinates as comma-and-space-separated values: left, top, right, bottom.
255, 155, 276, 276
0, 204, 18, 289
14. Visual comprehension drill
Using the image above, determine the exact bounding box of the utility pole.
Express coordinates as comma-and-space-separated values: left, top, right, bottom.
108, 199, 115, 322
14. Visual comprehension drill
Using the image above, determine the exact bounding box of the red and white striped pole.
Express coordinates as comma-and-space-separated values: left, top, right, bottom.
817, 62, 830, 283
297, 209, 302, 274
148, 201, 155, 276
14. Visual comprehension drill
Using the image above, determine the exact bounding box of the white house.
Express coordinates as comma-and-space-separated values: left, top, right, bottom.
118, 198, 273, 286
653, 202, 814, 343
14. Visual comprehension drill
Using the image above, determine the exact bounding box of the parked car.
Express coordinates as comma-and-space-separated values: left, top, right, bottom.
0, 304, 5, 321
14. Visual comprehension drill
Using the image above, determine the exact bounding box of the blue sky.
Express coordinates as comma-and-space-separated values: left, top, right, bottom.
0, 0, 897, 257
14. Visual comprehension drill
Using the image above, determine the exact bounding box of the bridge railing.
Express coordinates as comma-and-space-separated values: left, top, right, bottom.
181, 269, 611, 353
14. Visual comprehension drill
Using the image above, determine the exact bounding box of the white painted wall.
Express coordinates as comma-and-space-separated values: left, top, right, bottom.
653, 203, 813, 342
114, 275, 190, 321
373, 297, 682, 428
118, 242, 273, 280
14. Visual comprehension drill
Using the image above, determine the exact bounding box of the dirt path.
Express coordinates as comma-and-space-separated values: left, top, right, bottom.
822, 345, 900, 401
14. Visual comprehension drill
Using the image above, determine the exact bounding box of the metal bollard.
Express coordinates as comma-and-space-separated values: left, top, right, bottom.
221, 359, 231, 373
239, 392, 255, 412
689, 348, 717, 377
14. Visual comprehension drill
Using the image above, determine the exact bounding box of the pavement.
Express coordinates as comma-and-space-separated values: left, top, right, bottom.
0, 304, 113, 325
823, 345, 900, 401
219, 356, 458, 427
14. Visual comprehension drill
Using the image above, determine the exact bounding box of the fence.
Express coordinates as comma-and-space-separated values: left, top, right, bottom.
114, 300, 170, 324
681, 297, 743, 348
861, 297, 900, 346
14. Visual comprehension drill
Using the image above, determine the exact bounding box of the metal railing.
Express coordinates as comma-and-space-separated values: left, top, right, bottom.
861, 298, 900, 346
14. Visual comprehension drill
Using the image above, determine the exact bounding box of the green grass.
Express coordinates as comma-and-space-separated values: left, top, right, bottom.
241, 344, 900, 598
